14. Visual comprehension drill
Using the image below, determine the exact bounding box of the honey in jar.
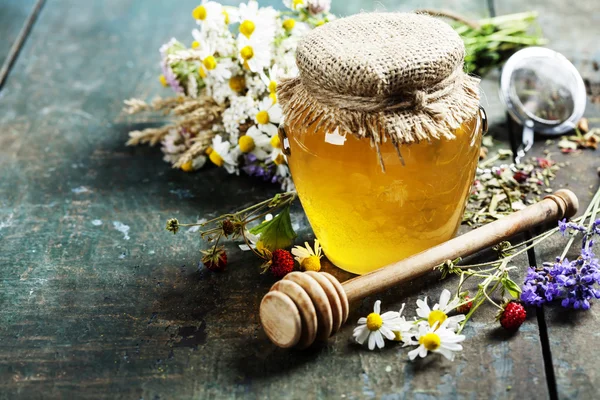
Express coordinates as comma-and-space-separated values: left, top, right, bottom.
278, 13, 484, 275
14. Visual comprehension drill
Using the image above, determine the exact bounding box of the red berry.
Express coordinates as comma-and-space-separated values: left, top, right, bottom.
270, 249, 294, 278
456, 296, 473, 314
201, 247, 227, 272
513, 171, 529, 183
499, 301, 526, 331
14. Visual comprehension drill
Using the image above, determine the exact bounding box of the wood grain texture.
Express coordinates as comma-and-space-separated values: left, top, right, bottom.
2, 0, 596, 398
525, 111, 600, 398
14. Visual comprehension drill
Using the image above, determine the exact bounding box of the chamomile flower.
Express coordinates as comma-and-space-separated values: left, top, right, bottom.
353, 300, 399, 350
193, 40, 232, 82
260, 65, 280, 103
180, 155, 207, 172
237, 35, 272, 73
208, 135, 238, 174
391, 304, 418, 344
238, 1, 277, 40
292, 239, 323, 272
407, 320, 465, 361
284, 0, 307, 11
416, 289, 465, 331
192, 1, 226, 31
238, 126, 271, 160
255, 97, 282, 136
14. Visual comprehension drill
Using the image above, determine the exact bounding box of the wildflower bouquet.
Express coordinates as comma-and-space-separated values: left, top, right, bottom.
123, 2, 544, 192
124, 0, 334, 190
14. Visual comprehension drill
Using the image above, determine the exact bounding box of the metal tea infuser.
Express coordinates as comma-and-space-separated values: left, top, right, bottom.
500, 47, 587, 163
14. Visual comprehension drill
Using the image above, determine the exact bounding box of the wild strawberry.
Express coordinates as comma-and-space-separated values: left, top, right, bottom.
221, 219, 235, 236
498, 301, 526, 331
201, 247, 227, 272
269, 249, 294, 278
513, 171, 529, 183
456, 295, 473, 314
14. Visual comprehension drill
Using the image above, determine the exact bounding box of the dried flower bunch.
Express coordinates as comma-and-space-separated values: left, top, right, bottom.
124, 0, 334, 190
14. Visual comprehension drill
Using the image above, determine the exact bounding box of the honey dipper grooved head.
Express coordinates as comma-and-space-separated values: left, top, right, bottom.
260, 272, 349, 348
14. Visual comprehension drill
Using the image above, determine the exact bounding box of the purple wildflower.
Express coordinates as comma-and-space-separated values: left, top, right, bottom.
161, 63, 183, 94
521, 266, 561, 306
558, 218, 568, 235
242, 154, 279, 184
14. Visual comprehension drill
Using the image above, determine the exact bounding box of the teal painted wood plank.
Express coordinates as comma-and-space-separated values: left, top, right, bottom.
0, 0, 556, 399
0, 0, 42, 87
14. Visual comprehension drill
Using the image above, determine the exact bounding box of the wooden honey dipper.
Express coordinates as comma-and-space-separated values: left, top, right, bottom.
260, 189, 579, 349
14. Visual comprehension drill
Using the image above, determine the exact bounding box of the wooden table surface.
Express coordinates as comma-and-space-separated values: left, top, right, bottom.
0, 0, 599, 399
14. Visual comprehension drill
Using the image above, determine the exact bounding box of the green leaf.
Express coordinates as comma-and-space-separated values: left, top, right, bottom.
501, 277, 522, 299
249, 206, 297, 251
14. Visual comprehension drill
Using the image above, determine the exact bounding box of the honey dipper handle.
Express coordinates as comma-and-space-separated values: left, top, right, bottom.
341, 189, 579, 302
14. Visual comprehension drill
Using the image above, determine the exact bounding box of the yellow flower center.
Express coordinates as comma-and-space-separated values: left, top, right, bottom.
282, 18, 296, 31
269, 92, 277, 104
203, 55, 217, 70
191, 41, 200, 49
240, 46, 254, 61
198, 66, 207, 79
229, 76, 246, 92
240, 20, 256, 38
301, 255, 321, 272
256, 110, 270, 125
222, 9, 230, 24
238, 135, 255, 153
273, 153, 286, 165
419, 332, 441, 351
428, 310, 448, 329
192, 5, 207, 20
366, 313, 383, 331
393, 331, 403, 341
159, 74, 168, 87
270, 134, 281, 149
209, 151, 224, 167
292, 0, 304, 9
315, 19, 325, 27
268, 80, 277, 93
181, 160, 194, 172
205, 146, 213, 155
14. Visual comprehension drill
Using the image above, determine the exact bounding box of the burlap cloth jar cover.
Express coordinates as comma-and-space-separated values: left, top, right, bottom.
278, 12, 481, 168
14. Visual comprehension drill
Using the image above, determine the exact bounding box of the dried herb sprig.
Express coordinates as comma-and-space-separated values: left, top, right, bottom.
439, 183, 600, 331
166, 191, 297, 266
455, 11, 545, 77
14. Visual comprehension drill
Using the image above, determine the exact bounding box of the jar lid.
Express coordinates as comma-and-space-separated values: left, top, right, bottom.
278, 13, 481, 168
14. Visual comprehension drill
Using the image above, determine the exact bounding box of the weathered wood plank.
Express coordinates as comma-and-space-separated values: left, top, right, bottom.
0, 0, 43, 88
525, 100, 600, 399
0, 0, 560, 399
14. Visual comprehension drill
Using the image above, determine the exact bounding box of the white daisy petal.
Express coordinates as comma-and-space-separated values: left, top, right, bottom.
374, 331, 385, 349
379, 325, 395, 341
374, 300, 381, 314
438, 289, 451, 310
435, 347, 456, 361
368, 332, 376, 350
357, 317, 367, 325
441, 342, 463, 351
358, 328, 370, 344
408, 346, 421, 360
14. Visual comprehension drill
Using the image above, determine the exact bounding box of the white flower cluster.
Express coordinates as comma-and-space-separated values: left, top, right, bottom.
354, 290, 467, 361
158, 0, 333, 190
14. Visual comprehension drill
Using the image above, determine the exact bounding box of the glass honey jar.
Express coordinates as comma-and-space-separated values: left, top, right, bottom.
278, 13, 485, 275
